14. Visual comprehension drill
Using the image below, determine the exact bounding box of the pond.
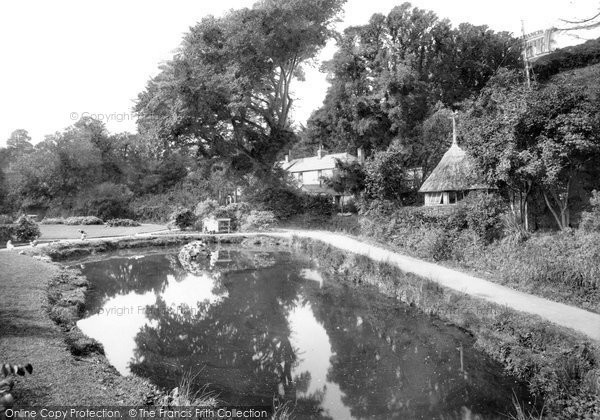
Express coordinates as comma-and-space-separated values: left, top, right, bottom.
75, 245, 530, 419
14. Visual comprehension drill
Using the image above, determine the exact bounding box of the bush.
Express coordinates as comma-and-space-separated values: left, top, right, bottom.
105, 218, 141, 227
85, 183, 134, 220
194, 199, 219, 220
64, 216, 104, 225
41, 217, 65, 224
240, 210, 277, 231
580, 190, 600, 232
358, 199, 397, 217
533, 37, 600, 81
303, 195, 335, 218
0, 215, 13, 224
14, 215, 40, 242
170, 208, 196, 230
460, 192, 507, 244
0, 225, 14, 246
247, 186, 304, 220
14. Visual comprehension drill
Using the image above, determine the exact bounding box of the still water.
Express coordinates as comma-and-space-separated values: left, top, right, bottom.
75, 247, 528, 419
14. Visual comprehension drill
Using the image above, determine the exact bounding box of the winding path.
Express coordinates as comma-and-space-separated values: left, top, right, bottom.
270, 229, 600, 342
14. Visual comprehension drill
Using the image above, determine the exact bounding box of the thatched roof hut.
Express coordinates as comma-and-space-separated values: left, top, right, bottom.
419, 116, 488, 206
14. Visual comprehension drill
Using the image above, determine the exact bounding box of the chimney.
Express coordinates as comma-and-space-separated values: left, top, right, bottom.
317, 145, 323, 159
357, 147, 364, 164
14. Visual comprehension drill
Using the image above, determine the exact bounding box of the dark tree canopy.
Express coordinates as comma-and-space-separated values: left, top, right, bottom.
304, 2, 522, 168
135, 0, 346, 175
462, 69, 600, 230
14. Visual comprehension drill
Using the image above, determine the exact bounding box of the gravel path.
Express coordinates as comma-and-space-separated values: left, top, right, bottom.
271, 229, 600, 342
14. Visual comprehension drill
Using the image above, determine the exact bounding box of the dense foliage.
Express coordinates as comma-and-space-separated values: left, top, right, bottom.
533, 36, 600, 81
240, 210, 277, 231
363, 142, 417, 204
135, 0, 345, 175
169, 208, 196, 230
13, 216, 40, 242
462, 69, 600, 230
300, 2, 521, 170
105, 218, 141, 227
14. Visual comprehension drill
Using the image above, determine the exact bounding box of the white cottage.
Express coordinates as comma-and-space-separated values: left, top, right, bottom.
279, 146, 364, 205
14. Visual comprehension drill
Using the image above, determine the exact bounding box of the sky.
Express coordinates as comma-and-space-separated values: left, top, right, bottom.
0, 0, 597, 146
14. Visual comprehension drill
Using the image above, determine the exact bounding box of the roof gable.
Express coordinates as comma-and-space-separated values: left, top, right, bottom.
279, 152, 357, 173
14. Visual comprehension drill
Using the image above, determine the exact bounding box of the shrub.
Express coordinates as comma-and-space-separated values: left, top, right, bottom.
0, 225, 14, 245
194, 199, 219, 220
14, 215, 40, 242
303, 195, 335, 218
41, 217, 65, 224
358, 199, 397, 217
428, 229, 456, 262
533, 37, 600, 81
461, 192, 507, 244
240, 210, 277, 231
0, 215, 13, 224
85, 183, 134, 220
170, 208, 196, 230
247, 186, 304, 220
64, 216, 104, 225
105, 218, 141, 227
580, 190, 600, 232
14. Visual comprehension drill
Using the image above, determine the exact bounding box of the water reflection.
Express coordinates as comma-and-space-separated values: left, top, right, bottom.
76, 248, 528, 419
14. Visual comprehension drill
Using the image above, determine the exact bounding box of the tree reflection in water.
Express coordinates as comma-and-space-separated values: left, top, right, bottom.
129, 261, 329, 416
77, 248, 529, 419
300, 280, 529, 419
78, 251, 184, 314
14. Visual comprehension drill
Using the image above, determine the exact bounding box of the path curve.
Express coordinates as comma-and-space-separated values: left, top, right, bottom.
270, 229, 600, 342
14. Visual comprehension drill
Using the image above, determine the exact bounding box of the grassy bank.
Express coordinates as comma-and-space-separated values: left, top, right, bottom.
0, 251, 158, 406
292, 237, 600, 419
5, 233, 289, 409
289, 210, 600, 314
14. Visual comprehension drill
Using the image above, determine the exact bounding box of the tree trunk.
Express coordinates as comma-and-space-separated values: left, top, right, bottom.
543, 190, 566, 230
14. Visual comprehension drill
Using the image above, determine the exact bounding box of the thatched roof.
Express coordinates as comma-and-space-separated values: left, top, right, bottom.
418, 142, 487, 193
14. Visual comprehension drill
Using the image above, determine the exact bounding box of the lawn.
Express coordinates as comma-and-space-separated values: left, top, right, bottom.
38, 223, 168, 240
0, 252, 153, 405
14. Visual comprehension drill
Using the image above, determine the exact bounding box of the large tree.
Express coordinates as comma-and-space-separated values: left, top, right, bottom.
5, 129, 34, 161
135, 0, 345, 175
305, 2, 521, 165
517, 81, 600, 229
462, 69, 600, 230
461, 69, 534, 229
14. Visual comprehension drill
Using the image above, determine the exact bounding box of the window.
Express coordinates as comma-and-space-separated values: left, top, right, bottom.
449, 192, 456, 204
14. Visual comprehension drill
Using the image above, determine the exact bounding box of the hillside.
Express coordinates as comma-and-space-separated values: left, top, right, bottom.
533, 36, 600, 81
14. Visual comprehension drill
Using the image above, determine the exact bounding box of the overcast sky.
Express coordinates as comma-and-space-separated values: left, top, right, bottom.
0, 0, 596, 146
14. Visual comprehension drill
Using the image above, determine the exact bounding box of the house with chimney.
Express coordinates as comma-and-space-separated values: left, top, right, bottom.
279, 146, 365, 206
